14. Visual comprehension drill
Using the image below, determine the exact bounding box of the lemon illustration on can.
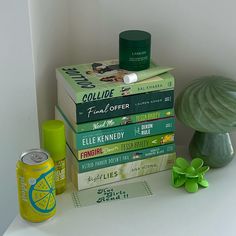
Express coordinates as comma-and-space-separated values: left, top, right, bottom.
29, 168, 56, 213
17, 149, 56, 222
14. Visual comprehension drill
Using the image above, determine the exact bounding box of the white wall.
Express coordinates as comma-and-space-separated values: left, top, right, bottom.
68, 0, 236, 145
28, 0, 71, 128
0, 0, 39, 234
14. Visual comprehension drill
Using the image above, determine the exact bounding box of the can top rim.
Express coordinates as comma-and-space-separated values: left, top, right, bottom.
20, 149, 49, 165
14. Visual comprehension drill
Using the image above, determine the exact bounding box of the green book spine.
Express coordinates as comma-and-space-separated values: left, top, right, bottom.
67, 108, 174, 133
69, 150, 176, 191
75, 89, 174, 123
77, 117, 175, 149
56, 59, 174, 103
56, 106, 175, 149
77, 133, 175, 160
78, 143, 176, 173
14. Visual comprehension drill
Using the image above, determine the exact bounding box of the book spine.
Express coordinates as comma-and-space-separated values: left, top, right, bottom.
77, 132, 175, 160
74, 108, 174, 133
78, 143, 176, 173
75, 90, 174, 123
57, 69, 174, 103
73, 152, 176, 190
76, 117, 175, 149
76, 74, 174, 103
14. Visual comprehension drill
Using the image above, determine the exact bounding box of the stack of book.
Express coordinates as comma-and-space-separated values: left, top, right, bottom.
55, 59, 176, 191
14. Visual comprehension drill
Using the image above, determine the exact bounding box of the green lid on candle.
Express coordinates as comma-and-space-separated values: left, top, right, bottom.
119, 30, 151, 47
41, 120, 66, 161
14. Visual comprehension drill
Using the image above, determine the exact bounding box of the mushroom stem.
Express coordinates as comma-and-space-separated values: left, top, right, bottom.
189, 131, 235, 168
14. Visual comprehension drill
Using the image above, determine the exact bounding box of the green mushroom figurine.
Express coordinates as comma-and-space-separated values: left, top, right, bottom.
172, 157, 209, 193
175, 75, 236, 168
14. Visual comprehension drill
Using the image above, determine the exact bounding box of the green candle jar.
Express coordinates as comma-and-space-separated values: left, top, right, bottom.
119, 30, 151, 71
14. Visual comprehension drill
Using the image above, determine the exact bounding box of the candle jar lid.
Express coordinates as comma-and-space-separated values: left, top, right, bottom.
119, 30, 151, 47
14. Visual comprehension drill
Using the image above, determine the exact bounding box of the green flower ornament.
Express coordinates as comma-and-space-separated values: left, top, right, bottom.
172, 157, 210, 193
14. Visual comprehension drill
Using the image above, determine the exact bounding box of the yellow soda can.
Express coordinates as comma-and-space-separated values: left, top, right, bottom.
16, 149, 56, 222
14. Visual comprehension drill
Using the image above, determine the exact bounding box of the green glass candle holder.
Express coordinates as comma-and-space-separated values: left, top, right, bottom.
175, 75, 236, 168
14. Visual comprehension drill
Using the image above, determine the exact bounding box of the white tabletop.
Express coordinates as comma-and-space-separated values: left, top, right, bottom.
4, 148, 236, 236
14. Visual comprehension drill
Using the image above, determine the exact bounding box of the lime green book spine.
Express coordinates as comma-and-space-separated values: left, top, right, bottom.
77, 133, 175, 160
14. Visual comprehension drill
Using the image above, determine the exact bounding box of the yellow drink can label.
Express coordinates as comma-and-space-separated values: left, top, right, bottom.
16, 149, 56, 222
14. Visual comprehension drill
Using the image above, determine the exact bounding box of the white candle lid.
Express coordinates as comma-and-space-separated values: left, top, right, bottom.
123, 73, 138, 84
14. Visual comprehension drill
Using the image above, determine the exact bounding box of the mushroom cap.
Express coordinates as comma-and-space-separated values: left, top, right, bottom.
175, 75, 236, 133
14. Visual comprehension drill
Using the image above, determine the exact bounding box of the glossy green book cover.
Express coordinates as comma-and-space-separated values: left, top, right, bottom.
56, 59, 174, 103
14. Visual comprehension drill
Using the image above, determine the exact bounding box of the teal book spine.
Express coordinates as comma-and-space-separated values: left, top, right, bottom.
56, 106, 175, 149
76, 117, 175, 149
70, 108, 174, 133
75, 89, 174, 123
78, 143, 176, 173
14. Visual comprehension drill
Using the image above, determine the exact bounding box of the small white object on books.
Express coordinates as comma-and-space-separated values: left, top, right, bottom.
123, 73, 138, 84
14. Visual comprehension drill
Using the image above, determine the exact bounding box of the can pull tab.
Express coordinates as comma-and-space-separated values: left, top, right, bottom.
31, 153, 45, 163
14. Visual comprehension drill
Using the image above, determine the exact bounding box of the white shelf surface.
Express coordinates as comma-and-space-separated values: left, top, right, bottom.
4, 148, 236, 236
